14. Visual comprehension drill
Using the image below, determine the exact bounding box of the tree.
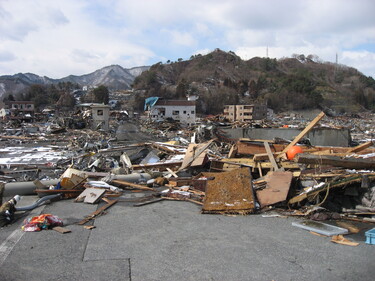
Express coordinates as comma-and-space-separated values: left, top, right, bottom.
92, 85, 109, 104
26, 84, 48, 108
56, 92, 76, 108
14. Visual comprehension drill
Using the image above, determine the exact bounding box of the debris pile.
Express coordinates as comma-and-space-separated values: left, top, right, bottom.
1, 110, 374, 246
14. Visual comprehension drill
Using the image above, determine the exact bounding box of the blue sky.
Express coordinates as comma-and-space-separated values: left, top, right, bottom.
0, 0, 374, 78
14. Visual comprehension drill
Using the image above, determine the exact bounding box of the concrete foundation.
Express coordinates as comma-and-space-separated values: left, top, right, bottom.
219, 127, 351, 147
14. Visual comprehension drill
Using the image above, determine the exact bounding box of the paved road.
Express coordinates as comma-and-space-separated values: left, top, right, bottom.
1, 194, 374, 281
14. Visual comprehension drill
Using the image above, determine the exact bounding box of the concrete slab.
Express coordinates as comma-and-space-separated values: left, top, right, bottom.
85, 200, 375, 281
0, 199, 130, 281
1, 197, 374, 281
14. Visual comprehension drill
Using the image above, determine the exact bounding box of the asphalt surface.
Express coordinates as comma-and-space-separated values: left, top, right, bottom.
1, 193, 374, 281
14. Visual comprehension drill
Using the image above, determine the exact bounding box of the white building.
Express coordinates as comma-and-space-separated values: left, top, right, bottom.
77, 103, 110, 131
149, 99, 196, 126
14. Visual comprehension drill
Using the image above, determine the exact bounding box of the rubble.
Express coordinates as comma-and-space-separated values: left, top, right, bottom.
0, 109, 375, 247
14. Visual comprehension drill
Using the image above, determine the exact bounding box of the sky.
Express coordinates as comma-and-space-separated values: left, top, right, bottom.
1, 0, 374, 79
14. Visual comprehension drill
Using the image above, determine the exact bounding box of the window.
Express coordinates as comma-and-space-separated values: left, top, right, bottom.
97, 110, 103, 116
172, 110, 179, 115
183, 111, 187, 114
191, 111, 195, 114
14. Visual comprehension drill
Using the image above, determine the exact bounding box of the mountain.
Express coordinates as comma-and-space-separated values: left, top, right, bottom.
132, 49, 375, 114
0, 64, 150, 98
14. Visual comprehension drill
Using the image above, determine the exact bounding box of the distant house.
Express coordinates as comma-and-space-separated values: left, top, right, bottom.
77, 103, 110, 131
224, 104, 267, 122
145, 97, 196, 126
4, 101, 35, 122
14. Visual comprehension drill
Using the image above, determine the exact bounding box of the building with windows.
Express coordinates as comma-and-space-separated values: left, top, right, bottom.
146, 98, 196, 126
223, 104, 267, 122
4, 101, 35, 122
77, 103, 110, 131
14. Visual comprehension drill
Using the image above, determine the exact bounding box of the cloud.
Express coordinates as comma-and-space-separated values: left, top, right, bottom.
162, 29, 197, 47
71, 49, 102, 62
0, 0, 374, 78
0, 50, 16, 62
46, 8, 69, 27
341, 50, 375, 77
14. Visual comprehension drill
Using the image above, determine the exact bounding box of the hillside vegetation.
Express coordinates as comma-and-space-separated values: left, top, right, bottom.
132, 49, 375, 115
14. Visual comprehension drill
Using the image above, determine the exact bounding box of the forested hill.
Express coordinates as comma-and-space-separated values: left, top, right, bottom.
132, 49, 375, 114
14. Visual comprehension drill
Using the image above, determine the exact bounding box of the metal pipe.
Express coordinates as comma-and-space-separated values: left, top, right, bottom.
110, 173, 151, 182
4, 173, 151, 197
15, 194, 62, 211
4, 179, 60, 197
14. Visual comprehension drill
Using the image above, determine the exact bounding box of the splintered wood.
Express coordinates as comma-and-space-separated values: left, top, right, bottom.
202, 167, 255, 215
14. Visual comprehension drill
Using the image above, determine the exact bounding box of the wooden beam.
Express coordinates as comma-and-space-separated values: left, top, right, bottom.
111, 179, 156, 191
277, 111, 325, 159
295, 153, 375, 169
132, 161, 182, 170
264, 141, 280, 171
166, 168, 179, 178
133, 198, 165, 207
78, 198, 118, 225
347, 141, 374, 154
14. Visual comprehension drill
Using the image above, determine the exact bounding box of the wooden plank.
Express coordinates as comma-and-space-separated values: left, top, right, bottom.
264, 141, 279, 171
253, 152, 282, 161
78, 199, 118, 225
227, 144, 237, 158
132, 161, 182, 170
347, 141, 374, 154
163, 197, 204, 206
75, 188, 106, 204
166, 168, 178, 178
336, 221, 361, 233
295, 153, 375, 169
331, 235, 359, 246
111, 180, 156, 191
53, 226, 71, 234
179, 140, 214, 171
83, 225, 96, 230
151, 143, 184, 154
256, 171, 293, 207
277, 111, 325, 159
133, 198, 165, 207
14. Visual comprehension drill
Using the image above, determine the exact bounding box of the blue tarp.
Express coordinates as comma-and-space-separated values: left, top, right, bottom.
144, 97, 159, 110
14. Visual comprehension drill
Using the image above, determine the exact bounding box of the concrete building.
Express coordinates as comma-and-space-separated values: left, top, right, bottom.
3, 101, 35, 122
77, 103, 110, 131
148, 99, 196, 126
91, 104, 110, 131
224, 104, 267, 122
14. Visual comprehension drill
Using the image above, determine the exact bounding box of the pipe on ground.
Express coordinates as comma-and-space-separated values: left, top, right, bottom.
4, 173, 151, 197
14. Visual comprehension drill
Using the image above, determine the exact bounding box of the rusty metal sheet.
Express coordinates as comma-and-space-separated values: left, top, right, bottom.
256, 171, 293, 208
202, 168, 255, 214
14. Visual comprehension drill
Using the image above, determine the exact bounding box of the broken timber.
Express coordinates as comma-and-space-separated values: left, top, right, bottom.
276, 111, 325, 159
347, 141, 374, 154
263, 141, 280, 171
111, 180, 156, 191
78, 198, 118, 225
288, 175, 375, 205
295, 153, 375, 169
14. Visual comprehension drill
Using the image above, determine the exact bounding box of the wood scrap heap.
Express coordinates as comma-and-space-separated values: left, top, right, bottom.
1, 111, 375, 244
